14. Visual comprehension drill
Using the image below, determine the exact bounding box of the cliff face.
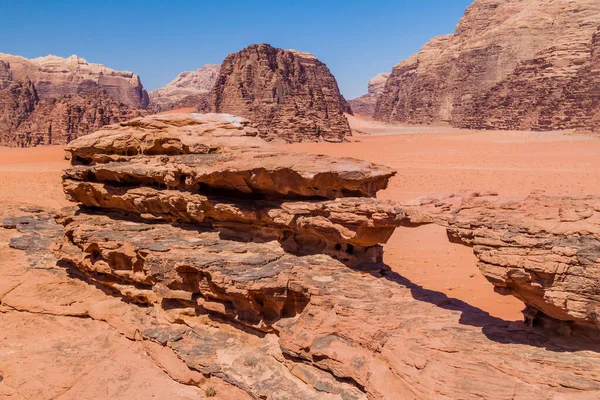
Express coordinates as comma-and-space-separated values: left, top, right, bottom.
456, 27, 600, 131
375, 0, 600, 130
212, 44, 352, 143
0, 54, 149, 108
348, 72, 390, 117
0, 80, 144, 147
0, 53, 148, 146
148, 64, 220, 112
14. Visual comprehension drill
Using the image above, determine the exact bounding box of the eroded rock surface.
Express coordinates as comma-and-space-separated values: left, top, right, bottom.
0, 53, 149, 146
212, 44, 352, 143
34, 113, 600, 399
404, 191, 600, 333
375, 0, 600, 131
0, 53, 149, 108
348, 73, 389, 117
149, 64, 220, 112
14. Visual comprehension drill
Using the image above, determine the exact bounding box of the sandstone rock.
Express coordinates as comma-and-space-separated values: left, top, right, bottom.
149, 64, 220, 112
404, 190, 600, 333
456, 27, 600, 131
0, 53, 149, 108
375, 0, 600, 131
40, 112, 600, 398
0, 53, 150, 146
0, 82, 145, 146
50, 205, 600, 399
347, 72, 389, 117
212, 44, 352, 143
64, 113, 394, 199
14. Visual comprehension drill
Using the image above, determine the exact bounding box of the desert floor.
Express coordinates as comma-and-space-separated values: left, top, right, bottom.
4, 117, 600, 322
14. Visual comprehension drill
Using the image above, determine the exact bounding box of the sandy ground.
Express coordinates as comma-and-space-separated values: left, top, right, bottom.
4, 119, 600, 322
0, 146, 70, 209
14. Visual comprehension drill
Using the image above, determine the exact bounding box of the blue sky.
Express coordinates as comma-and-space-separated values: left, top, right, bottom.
0, 0, 473, 99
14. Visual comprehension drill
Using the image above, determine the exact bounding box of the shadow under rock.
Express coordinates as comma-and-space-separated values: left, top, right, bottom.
373, 266, 600, 354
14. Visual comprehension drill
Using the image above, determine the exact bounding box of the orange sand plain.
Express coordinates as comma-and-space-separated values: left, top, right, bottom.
4, 120, 600, 321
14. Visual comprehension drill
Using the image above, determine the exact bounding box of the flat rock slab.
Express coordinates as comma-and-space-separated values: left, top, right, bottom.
65, 113, 394, 199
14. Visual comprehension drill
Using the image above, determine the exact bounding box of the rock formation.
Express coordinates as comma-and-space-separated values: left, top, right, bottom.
375, 0, 600, 131
404, 191, 600, 334
0, 53, 149, 108
16, 113, 594, 398
149, 64, 220, 112
0, 53, 149, 146
212, 44, 352, 143
348, 72, 389, 117
0, 80, 145, 147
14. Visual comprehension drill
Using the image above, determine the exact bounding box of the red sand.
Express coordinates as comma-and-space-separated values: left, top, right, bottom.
4, 120, 600, 321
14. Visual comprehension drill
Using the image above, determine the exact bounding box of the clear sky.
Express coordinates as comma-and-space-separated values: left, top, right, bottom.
0, 0, 473, 99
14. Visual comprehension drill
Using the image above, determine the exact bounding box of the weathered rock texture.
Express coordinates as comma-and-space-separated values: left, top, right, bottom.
0, 53, 149, 146
212, 44, 352, 142
149, 64, 220, 112
0, 81, 145, 146
404, 191, 600, 334
41, 113, 600, 398
348, 73, 389, 117
375, 0, 600, 131
0, 53, 149, 108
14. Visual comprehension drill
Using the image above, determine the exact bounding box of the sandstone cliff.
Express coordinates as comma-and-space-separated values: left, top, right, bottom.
0, 53, 149, 108
148, 64, 220, 112
0, 79, 145, 147
348, 72, 389, 117
212, 44, 352, 142
375, 0, 600, 131
0, 53, 150, 146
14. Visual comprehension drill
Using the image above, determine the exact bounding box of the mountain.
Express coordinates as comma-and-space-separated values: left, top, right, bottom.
212, 44, 352, 143
348, 72, 390, 117
0, 53, 148, 108
148, 64, 220, 112
0, 53, 148, 146
374, 0, 600, 131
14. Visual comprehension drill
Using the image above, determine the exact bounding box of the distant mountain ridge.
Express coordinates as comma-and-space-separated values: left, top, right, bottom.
148, 64, 220, 112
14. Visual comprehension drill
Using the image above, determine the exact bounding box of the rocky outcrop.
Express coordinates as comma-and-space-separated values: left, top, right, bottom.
347, 72, 389, 117
404, 191, 600, 334
212, 44, 352, 143
0, 53, 149, 146
0, 81, 145, 146
0, 53, 149, 108
40, 113, 600, 398
149, 64, 220, 112
375, 0, 600, 131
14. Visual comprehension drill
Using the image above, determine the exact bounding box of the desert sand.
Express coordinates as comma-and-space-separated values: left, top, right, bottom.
4, 118, 600, 323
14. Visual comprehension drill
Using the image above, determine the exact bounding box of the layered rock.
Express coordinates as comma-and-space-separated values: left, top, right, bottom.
149, 64, 220, 112
375, 0, 600, 131
405, 191, 600, 333
0, 53, 149, 146
347, 72, 389, 117
456, 27, 600, 131
0, 53, 149, 108
0, 81, 145, 146
51, 115, 600, 398
212, 44, 352, 142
